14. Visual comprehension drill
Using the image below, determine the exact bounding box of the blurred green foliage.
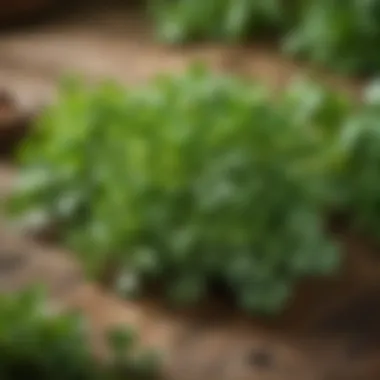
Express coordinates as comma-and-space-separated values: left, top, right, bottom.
149, 0, 380, 75
149, 0, 288, 43
286, 0, 380, 74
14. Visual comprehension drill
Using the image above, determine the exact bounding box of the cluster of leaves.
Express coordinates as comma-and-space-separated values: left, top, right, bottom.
148, 0, 380, 75
0, 288, 160, 380
8, 66, 354, 315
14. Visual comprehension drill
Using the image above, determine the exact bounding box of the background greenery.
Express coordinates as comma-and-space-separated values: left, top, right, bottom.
149, 0, 380, 75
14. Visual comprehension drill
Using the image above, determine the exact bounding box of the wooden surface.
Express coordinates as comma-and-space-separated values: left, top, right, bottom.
0, 3, 380, 380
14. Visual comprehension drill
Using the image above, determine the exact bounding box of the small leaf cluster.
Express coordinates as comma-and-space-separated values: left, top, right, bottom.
0, 288, 160, 380
8, 66, 353, 314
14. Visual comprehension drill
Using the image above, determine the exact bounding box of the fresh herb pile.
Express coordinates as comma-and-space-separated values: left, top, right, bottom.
9, 66, 361, 314
148, 0, 380, 75
0, 288, 160, 380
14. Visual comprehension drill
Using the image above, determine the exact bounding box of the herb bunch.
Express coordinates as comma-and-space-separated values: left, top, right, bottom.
8, 67, 348, 314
